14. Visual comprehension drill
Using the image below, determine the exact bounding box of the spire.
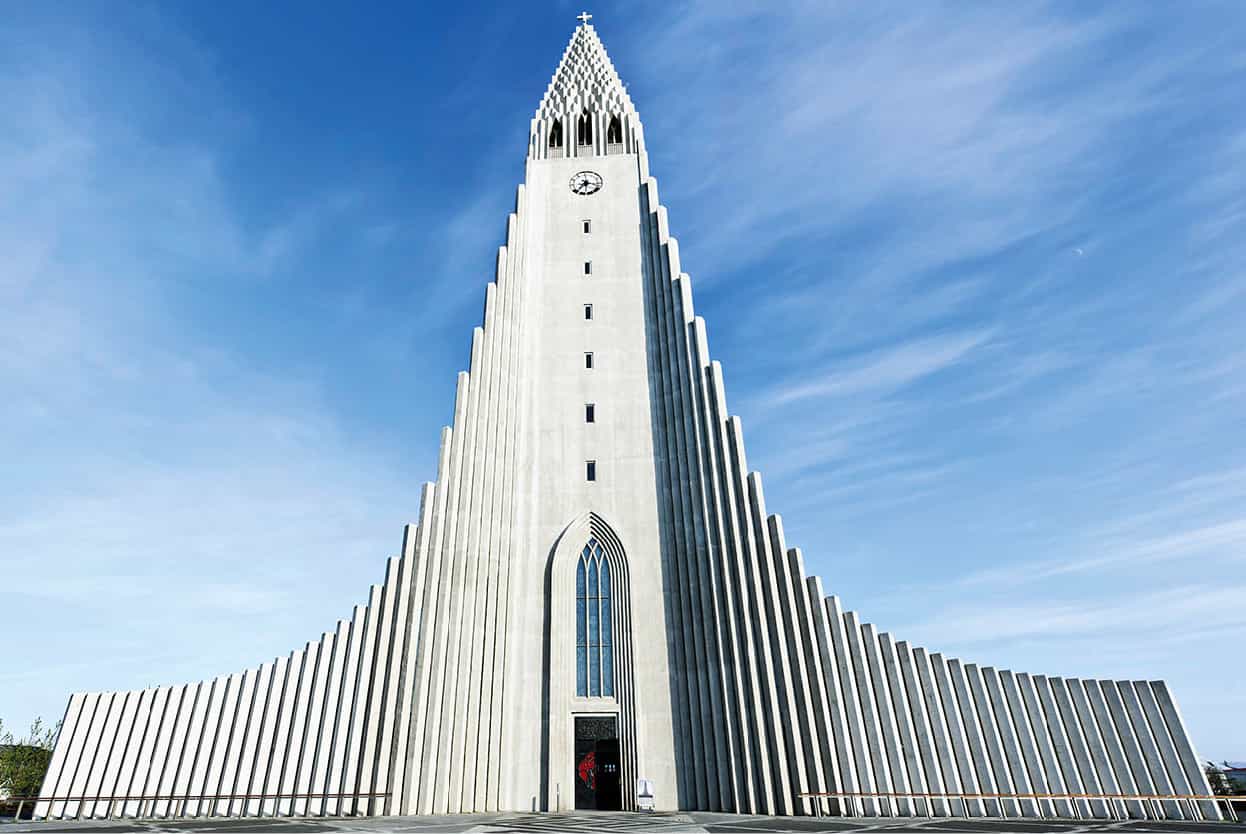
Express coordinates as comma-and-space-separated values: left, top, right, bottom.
529, 15, 644, 160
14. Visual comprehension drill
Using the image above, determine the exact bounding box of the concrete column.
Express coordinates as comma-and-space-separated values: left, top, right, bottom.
277, 645, 317, 815
135, 688, 173, 818
262, 652, 301, 816
1071, 679, 1141, 818
806, 578, 860, 816
706, 363, 775, 813
417, 374, 472, 814
641, 205, 702, 810
1150, 681, 1220, 820
213, 673, 253, 816
312, 625, 349, 816
360, 564, 398, 814
147, 686, 185, 818
787, 549, 842, 814
893, 644, 950, 816
979, 668, 1038, 816
878, 635, 929, 815
1117, 680, 1182, 819
942, 659, 1002, 816
392, 514, 432, 815
690, 317, 755, 813
914, 649, 976, 817
826, 598, 879, 816
674, 283, 735, 811
344, 594, 380, 815
38, 693, 86, 819
1014, 674, 1074, 817
224, 667, 264, 817
61, 693, 104, 819
1034, 676, 1102, 818
294, 634, 335, 815
117, 689, 158, 818
99, 690, 142, 818
327, 615, 362, 816
1132, 682, 1192, 807
858, 624, 910, 815
1099, 680, 1164, 818
651, 224, 701, 813
743, 476, 807, 814
82, 691, 125, 818
409, 433, 455, 814
248, 656, 289, 817
1096, 680, 1155, 817
450, 314, 498, 814
186, 673, 229, 817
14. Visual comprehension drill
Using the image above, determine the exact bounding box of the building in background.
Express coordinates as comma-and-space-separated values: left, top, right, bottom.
1223, 763, 1246, 793
34, 17, 1220, 822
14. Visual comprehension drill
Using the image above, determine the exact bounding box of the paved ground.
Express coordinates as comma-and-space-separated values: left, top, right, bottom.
3, 812, 1244, 834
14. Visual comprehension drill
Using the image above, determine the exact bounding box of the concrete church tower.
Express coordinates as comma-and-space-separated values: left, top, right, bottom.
35, 18, 1220, 823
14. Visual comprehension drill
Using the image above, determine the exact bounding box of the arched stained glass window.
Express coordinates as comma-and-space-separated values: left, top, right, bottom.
575, 537, 614, 697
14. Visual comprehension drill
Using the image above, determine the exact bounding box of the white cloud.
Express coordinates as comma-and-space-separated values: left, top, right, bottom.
763, 329, 994, 408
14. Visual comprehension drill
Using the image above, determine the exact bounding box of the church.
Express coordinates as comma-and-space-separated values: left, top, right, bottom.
35, 17, 1219, 822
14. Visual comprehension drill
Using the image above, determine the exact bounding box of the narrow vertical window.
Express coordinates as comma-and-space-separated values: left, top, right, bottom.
575, 538, 614, 698
600, 559, 613, 696
586, 460, 597, 481
583, 219, 591, 234
576, 559, 587, 697
585, 403, 595, 423
584, 352, 594, 369
584, 304, 593, 320
584, 261, 592, 276
587, 556, 600, 694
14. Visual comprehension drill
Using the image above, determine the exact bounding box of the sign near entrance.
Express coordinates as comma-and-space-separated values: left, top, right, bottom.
636, 777, 656, 811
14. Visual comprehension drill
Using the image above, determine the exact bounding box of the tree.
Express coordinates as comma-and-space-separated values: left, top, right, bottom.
0, 718, 60, 818
1206, 761, 1234, 796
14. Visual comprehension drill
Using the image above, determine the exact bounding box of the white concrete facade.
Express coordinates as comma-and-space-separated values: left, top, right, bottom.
36, 20, 1218, 822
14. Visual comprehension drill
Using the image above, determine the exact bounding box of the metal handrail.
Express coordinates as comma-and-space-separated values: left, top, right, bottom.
2, 791, 390, 822
796, 788, 1244, 823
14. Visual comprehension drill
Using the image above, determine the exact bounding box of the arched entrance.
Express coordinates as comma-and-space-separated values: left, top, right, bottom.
543, 512, 638, 812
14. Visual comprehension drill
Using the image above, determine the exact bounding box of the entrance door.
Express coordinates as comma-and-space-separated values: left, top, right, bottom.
574, 716, 621, 810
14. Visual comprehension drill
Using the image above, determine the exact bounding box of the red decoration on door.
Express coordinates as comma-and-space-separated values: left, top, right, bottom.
577, 751, 596, 790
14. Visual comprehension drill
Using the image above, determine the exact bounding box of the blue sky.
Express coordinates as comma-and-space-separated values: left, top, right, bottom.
2, 1, 1244, 762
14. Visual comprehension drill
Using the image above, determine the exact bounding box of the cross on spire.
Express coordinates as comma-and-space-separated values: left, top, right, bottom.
577, 11, 593, 25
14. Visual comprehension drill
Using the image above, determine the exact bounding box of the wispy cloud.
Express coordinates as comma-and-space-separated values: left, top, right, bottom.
890, 583, 1246, 652
761, 329, 994, 409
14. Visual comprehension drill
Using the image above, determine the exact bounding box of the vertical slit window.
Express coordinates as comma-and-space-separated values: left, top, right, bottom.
583, 219, 591, 234
576, 559, 587, 697
587, 557, 600, 694
584, 261, 592, 276
586, 460, 597, 481
601, 560, 613, 696
585, 403, 595, 423
574, 538, 614, 698
584, 352, 594, 369
584, 304, 593, 320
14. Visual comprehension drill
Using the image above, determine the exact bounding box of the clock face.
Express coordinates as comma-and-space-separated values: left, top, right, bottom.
570, 171, 603, 195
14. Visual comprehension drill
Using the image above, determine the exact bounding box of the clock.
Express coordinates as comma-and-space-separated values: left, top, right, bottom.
569, 171, 603, 195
